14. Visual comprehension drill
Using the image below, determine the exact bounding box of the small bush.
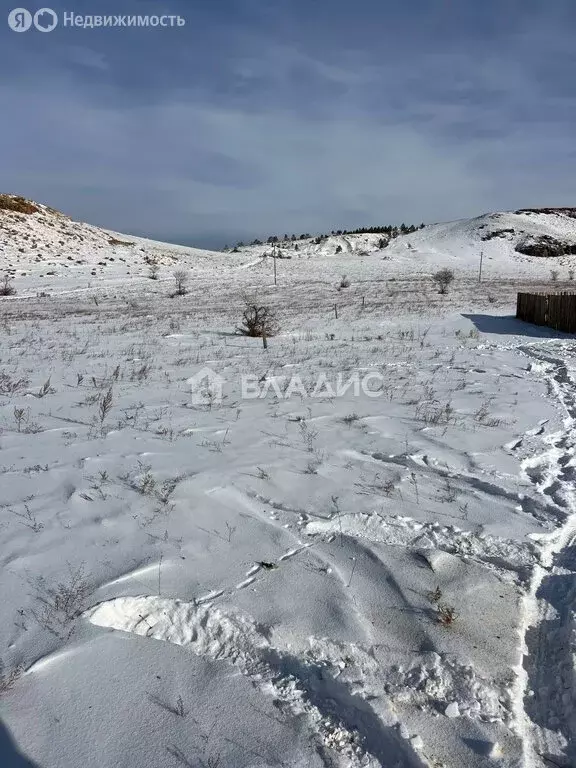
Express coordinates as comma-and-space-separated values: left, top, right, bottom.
550, 269, 559, 282
433, 268, 455, 294
0, 373, 29, 394
238, 301, 278, 338
0, 194, 39, 214
0, 274, 15, 296
173, 269, 189, 296
437, 603, 457, 626
148, 260, 159, 280
30, 564, 90, 639
339, 275, 351, 289
0, 660, 23, 693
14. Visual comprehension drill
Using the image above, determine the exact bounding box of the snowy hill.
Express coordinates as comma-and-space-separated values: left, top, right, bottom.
0, 194, 228, 290
3, 196, 576, 294
229, 231, 387, 259
379, 208, 576, 275
225, 208, 576, 279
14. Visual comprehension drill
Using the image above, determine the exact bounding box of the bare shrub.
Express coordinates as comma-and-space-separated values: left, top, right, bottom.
173, 269, 189, 296
148, 260, 160, 280
433, 268, 455, 294
298, 419, 318, 452
303, 459, 321, 474
474, 398, 502, 427
428, 586, 443, 603
550, 269, 559, 282
36, 377, 55, 398
437, 476, 458, 503
339, 274, 351, 289
237, 300, 279, 337
99, 386, 113, 424
147, 692, 187, 717
119, 461, 156, 495
0, 274, 16, 296
13, 407, 26, 432
30, 564, 90, 639
0, 373, 29, 395
437, 603, 457, 626
415, 400, 455, 426
11, 504, 43, 533
0, 660, 23, 694
354, 472, 399, 498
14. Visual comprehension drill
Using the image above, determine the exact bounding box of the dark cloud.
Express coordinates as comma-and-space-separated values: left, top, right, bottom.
1, 0, 575, 245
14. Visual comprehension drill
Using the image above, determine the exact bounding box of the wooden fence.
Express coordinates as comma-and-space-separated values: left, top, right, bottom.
516, 292, 576, 333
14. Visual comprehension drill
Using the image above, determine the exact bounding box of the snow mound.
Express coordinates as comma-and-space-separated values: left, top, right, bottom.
305, 512, 538, 580
86, 595, 427, 767
86, 595, 268, 670
385, 651, 511, 723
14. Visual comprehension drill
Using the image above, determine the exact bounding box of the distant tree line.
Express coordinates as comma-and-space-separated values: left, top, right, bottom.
224, 222, 425, 251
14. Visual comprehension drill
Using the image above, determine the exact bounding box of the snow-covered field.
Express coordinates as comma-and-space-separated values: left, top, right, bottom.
2, 201, 576, 768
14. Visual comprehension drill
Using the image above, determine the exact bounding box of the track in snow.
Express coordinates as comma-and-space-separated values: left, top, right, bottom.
516, 343, 576, 767
85, 596, 428, 768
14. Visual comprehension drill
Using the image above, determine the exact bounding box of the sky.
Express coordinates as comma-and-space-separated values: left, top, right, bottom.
1, 0, 576, 248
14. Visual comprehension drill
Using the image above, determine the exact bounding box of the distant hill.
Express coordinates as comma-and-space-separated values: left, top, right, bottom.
3, 195, 576, 285
0, 194, 225, 280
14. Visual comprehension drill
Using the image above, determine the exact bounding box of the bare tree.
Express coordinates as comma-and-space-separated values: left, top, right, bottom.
173, 269, 189, 296
0, 274, 15, 296
433, 268, 455, 295
237, 299, 279, 338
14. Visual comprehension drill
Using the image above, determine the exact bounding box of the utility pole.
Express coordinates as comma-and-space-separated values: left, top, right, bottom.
478, 250, 484, 283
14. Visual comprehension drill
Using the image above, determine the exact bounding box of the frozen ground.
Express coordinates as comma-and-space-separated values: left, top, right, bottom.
2, 204, 576, 768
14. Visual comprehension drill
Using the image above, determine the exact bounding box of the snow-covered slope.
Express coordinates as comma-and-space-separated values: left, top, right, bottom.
3, 194, 576, 768
230, 209, 576, 278
0, 194, 229, 288
380, 209, 576, 274
231, 232, 387, 260
3, 196, 576, 292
